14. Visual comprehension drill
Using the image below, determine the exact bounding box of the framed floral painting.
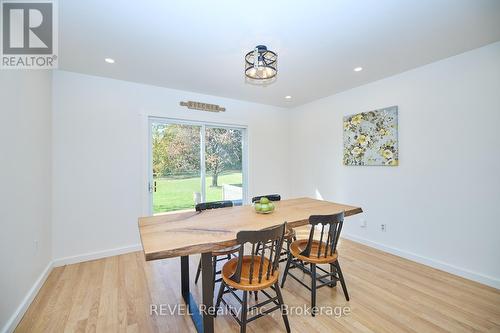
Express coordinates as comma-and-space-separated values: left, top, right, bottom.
343, 106, 398, 166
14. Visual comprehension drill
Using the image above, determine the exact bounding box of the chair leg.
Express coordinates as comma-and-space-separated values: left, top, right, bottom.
212, 255, 217, 284
214, 281, 226, 317
195, 257, 202, 284
248, 290, 258, 301
335, 261, 349, 301
274, 282, 291, 333
329, 263, 337, 288
240, 291, 248, 333
281, 253, 292, 288
311, 263, 317, 317
281, 238, 291, 262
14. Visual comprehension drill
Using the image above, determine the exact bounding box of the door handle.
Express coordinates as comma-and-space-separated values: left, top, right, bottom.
149, 181, 158, 193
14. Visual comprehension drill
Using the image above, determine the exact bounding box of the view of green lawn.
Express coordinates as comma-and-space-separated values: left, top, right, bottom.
153, 172, 242, 213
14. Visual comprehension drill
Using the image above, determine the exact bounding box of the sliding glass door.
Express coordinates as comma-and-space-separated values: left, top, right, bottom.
149, 118, 246, 214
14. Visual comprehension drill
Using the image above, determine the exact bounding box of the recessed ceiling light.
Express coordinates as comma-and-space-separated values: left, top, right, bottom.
105, 58, 115, 64
285, 95, 292, 99
354, 67, 363, 72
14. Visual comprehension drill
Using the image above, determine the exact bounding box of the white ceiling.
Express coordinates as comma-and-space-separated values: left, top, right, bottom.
59, 0, 500, 108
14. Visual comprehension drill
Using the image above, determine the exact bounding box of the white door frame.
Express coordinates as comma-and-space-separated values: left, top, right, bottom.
148, 116, 249, 215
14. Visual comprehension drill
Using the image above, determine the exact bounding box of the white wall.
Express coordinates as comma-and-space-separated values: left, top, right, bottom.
288, 42, 500, 288
0, 71, 53, 332
1, 42, 499, 333
2, 40, 498, 333
52, 71, 290, 262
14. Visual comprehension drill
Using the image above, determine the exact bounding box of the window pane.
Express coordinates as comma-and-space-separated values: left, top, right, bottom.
152, 123, 201, 213
205, 127, 243, 205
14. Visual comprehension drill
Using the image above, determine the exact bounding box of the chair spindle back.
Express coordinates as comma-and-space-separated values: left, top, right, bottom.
251, 194, 281, 203
195, 200, 233, 212
232, 223, 286, 285
302, 212, 344, 258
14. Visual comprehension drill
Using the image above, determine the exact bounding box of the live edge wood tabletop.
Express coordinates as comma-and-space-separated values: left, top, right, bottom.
138, 197, 363, 261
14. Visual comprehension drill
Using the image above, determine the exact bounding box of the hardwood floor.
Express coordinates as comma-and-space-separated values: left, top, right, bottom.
15, 236, 500, 333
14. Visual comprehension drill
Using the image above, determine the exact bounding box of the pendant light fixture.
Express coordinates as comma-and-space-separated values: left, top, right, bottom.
244, 45, 277, 84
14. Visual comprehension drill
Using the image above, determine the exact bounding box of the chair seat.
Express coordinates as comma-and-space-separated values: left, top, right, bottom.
290, 239, 338, 264
213, 244, 240, 256
222, 256, 279, 291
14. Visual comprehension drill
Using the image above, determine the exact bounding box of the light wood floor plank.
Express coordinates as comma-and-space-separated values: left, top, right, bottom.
15, 239, 500, 333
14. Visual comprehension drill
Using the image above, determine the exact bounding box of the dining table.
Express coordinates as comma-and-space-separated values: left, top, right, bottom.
138, 197, 363, 333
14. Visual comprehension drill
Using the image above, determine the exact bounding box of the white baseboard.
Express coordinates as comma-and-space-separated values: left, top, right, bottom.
1, 244, 143, 333
342, 233, 500, 290
1, 261, 53, 333
52, 243, 143, 267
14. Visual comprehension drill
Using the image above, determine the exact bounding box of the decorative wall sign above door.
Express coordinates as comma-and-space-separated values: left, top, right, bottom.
180, 101, 226, 112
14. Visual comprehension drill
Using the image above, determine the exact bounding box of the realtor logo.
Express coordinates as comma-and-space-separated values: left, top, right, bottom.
1, 0, 58, 69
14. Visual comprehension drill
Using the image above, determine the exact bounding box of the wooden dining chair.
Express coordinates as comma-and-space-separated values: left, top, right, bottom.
194, 200, 240, 285
215, 222, 291, 333
252, 194, 296, 262
281, 211, 349, 316
251, 194, 281, 202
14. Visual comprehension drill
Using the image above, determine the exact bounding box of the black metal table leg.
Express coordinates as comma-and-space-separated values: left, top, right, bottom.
181, 256, 190, 296
181, 256, 203, 332
201, 252, 214, 333
180, 254, 214, 333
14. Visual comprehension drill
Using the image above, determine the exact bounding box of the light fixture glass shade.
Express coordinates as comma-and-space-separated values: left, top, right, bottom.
245, 45, 277, 84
